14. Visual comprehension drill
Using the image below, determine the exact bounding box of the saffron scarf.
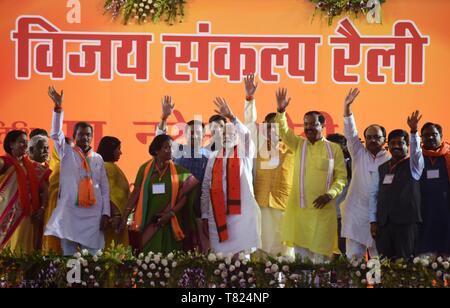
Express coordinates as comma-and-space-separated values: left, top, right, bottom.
73, 146, 96, 208
210, 146, 241, 243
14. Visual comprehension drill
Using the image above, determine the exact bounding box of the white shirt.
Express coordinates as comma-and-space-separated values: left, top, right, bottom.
200, 117, 261, 255
44, 111, 110, 250
340, 114, 391, 247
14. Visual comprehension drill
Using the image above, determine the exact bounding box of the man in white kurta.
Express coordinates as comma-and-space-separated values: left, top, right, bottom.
341, 89, 390, 260
201, 98, 261, 256
44, 91, 110, 256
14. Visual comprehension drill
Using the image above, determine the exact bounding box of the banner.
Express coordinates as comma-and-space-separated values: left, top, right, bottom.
1, 0, 448, 180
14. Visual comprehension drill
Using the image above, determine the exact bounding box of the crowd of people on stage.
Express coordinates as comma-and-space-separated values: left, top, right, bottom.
1, 76, 449, 263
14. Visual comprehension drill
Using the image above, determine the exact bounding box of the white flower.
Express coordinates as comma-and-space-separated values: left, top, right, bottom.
264, 268, 271, 274
361, 279, 367, 285
413, 257, 420, 264
95, 266, 101, 272
145, 5, 150, 9
138, 271, 143, 277
219, 283, 226, 288
238, 252, 246, 261
229, 265, 236, 272
160, 281, 166, 287
139, 2, 144, 7
82, 259, 88, 267
142, 13, 147, 17
234, 261, 241, 268
239, 279, 246, 284
134, 3, 138, 7
265, 261, 272, 268
161, 259, 168, 267
351, 260, 359, 268
269, 280, 276, 286
74, 252, 82, 259
437, 257, 444, 263
442, 261, 449, 270
89, 275, 95, 280
214, 270, 220, 276
282, 265, 289, 272
238, 271, 244, 278
147, 272, 153, 278
155, 272, 160, 278
81, 282, 87, 287
221, 272, 228, 279
138, 253, 144, 259
138, 8, 144, 13
144, 256, 150, 264
94, 282, 99, 288
216, 252, 224, 260
218, 263, 225, 270
271, 264, 279, 273
432, 262, 438, 270
149, 264, 156, 270
231, 275, 237, 282
164, 268, 170, 273
421, 259, 429, 267
153, 255, 161, 264
136, 260, 142, 266
84, 268, 89, 273
355, 271, 361, 277
208, 253, 217, 262
225, 257, 232, 265
141, 264, 148, 271
167, 252, 174, 260
95, 250, 103, 257
82, 249, 89, 256
360, 264, 367, 270
248, 277, 254, 283
286, 255, 295, 264
164, 273, 171, 279
150, 281, 155, 287
92, 255, 99, 262
171, 262, 177, 268
276, 256, 283, 263
289, 274, 299, 280
247, 267, 253, 274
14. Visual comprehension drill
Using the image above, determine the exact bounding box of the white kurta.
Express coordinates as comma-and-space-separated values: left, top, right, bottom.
201, 118, 261, 255
44, 111, 110, 250
340, 114, 390, 248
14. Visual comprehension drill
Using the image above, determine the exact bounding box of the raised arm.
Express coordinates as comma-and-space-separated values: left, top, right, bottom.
243, 73, 258, 126
343, 88, 365, 157
156, 95, 175, 135
274, 88, 300, 150
407, 110, 425, 180
48, 86, 66, 158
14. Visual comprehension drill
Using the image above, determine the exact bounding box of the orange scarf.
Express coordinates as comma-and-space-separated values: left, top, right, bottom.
132, 160, 185, 241
73, 146, 96, 208
422, 142, 450, 181
210, 146, 241, 243
5, 154, 40, 216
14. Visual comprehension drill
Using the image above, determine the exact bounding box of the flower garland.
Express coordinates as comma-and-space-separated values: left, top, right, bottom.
104, 0, 186, 25
310, 0, 386, 25
1, 247, 449, 288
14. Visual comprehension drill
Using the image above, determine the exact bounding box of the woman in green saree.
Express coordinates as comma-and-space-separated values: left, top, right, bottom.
120, 134, 199, 254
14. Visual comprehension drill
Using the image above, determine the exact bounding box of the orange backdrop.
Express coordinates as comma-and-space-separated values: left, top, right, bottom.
1, 0, 449, 181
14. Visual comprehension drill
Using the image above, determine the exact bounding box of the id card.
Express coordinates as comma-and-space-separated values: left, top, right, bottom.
152, 183, 166, 194
383, 174, 395, 185
427, 169, 440, 179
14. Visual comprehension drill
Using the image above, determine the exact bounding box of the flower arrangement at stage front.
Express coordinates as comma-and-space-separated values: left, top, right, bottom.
104, 0, 185, 25
310, 0, 386, 25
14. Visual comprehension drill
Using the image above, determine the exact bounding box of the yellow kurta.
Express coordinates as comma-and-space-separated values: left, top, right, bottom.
255, 142, 295, 210
275, 112, 347, 256
42, 148, 62, 254
104, 162, 130, 248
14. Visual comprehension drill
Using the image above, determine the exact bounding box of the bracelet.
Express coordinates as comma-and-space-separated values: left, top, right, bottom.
246, 95, 254, 101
